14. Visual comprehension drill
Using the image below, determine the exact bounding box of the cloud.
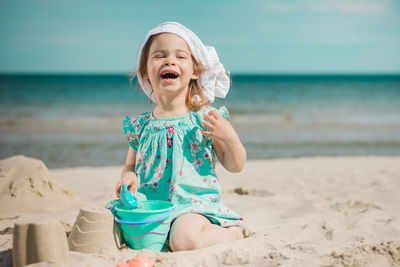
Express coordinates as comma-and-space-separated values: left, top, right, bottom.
257, 0, 390, 15
310, 0, 388, 15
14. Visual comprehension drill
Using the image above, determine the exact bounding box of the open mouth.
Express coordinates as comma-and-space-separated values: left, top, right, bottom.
160, 70, 180, 80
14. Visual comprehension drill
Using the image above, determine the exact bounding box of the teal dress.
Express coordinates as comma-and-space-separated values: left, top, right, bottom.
122, 106, 242, 227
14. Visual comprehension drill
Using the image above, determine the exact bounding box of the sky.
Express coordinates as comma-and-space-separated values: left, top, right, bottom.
1, 0, 400, 74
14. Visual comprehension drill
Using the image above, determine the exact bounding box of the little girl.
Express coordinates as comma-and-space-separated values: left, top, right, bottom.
115, 22, 246, 252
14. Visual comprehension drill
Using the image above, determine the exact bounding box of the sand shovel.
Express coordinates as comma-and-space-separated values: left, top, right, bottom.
120, 184, 139, 209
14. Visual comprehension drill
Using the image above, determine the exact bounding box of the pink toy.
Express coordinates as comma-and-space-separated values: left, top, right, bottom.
129, 256, 155, 267
116, 263, 129, 267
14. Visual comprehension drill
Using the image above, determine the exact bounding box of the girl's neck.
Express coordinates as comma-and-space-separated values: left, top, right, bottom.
153, 95, 188, 119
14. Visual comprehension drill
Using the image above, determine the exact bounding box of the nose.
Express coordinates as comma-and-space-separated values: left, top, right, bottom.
164, 55, 176, 66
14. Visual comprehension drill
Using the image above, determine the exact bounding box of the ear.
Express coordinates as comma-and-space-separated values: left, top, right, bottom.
191, 71, 200, 80
142, 72, 149, 80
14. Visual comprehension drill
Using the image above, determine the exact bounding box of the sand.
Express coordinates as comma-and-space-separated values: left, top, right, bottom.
0, 155, 399, 266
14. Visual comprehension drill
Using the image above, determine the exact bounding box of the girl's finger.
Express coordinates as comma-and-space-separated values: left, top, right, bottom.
203, 112, 218, 124
208, 110, 220, 120
201, 130, 213, 137
128, 183, 136, 194
115, 182, 122, 197
202, 120, 215, 131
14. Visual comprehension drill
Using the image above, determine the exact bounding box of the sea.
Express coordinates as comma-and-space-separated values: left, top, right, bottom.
1, 74, 400, 168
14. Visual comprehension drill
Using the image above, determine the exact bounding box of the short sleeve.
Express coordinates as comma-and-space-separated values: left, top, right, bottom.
123, 116, 140, 151
216, 106, 230, 121
197, 106, 230, 126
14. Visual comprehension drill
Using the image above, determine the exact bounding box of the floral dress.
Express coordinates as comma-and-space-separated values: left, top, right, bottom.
122, 106, 242, 227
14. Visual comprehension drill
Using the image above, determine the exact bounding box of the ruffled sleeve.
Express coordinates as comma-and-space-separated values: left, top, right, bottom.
196, 105, 230, 126
123, 116, 140, 151
123, 112, 152, 151
215, 106, 230, 121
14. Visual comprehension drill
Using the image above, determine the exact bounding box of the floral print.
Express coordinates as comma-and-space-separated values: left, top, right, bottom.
167, 126, 175, 134
192, 158, 203, 168
188, 140, 201, 155
166, 136, 173, 148
121, 106, 242, 227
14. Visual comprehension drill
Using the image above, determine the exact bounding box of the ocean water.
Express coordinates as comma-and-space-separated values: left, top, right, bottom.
1, 74, 400, 168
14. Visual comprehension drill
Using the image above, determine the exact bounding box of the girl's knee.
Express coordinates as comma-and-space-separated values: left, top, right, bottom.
169, 230, 203, 251
169, 213, 209, 251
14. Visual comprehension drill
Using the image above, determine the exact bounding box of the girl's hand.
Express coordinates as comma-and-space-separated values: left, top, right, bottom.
201, 110, 246, 173
115, 172, 139, 197
201, 110, 239, 145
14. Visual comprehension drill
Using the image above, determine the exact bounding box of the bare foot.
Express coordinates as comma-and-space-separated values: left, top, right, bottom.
228, 226, 244, 241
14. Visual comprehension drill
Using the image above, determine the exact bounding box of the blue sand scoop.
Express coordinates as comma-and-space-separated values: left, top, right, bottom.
120, 184, 138, 209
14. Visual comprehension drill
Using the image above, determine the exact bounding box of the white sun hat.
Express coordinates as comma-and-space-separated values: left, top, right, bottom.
136, 21, 230, 103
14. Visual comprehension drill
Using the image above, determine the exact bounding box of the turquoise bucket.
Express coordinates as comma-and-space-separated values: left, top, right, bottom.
114, 201, 175, 251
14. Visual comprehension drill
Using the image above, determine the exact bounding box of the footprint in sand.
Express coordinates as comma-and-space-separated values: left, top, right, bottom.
286, 243, 316, 253
331, 240, 400, 266
265, 251, 289, 260
231, 187, 274, 197
321, 221, 334, 241
217, 249, 250, 265
329, 200, 381, 216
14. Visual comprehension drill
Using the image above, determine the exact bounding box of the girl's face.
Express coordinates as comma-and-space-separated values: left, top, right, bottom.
144, 33, 199, 100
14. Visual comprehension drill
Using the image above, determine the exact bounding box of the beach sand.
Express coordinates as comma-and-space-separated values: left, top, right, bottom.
0, 155, 399, 266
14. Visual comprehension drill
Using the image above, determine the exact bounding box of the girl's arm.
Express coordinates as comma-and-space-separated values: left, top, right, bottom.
115, 146, 139, 197
202, 110, 246, 172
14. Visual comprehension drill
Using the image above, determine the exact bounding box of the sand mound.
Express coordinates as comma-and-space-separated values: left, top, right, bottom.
331, 241, 400, 266
0, 155, 74, 213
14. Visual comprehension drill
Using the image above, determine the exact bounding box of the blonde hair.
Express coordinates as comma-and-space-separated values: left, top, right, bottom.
129, 34, 209, 111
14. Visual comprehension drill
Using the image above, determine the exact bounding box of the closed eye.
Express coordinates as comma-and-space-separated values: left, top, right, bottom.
176, 51, 189, 59
151, 51, 165, 58
176, 53, 188, 59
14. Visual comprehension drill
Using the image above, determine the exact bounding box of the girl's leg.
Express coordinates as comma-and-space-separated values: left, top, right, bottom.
169, 213, 243, 252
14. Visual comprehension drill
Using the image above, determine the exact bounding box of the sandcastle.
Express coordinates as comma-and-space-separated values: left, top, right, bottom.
12, 207, 118, 266
3, 156, 118, 265
68, 206, 118, 254
13, 219, 70, 267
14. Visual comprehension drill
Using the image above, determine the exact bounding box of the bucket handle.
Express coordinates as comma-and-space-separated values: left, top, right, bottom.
114, 208, 175, 225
